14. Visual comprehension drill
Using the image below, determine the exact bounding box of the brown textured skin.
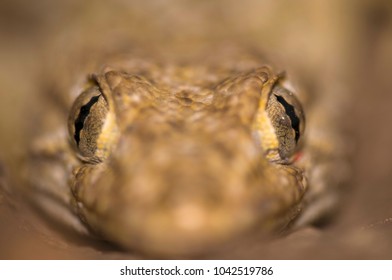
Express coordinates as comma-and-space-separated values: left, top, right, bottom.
25, 47, 344, 257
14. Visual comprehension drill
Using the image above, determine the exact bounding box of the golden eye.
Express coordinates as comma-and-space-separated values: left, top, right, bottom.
266, 85, 305, 161
68, 86, 119, 163
253, 79, 305, 163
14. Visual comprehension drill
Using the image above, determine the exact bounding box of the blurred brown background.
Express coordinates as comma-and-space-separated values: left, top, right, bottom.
0, 0, 392, 259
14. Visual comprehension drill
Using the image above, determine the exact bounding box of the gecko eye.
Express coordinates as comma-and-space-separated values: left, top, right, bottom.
68, 86, 119, 163
265, 84, 305, 162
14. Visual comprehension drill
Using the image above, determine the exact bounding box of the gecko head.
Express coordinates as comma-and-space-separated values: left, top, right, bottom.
68, 67, 306, 256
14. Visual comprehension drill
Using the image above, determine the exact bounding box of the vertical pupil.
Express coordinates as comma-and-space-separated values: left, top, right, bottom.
275, 94, 301, 142
74, 95, 100, 145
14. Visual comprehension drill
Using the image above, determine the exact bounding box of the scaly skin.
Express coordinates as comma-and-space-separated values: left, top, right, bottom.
26, 47, 345, 256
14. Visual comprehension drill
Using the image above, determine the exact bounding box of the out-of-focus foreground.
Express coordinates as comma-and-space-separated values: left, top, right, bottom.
0, 0, 392, 259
